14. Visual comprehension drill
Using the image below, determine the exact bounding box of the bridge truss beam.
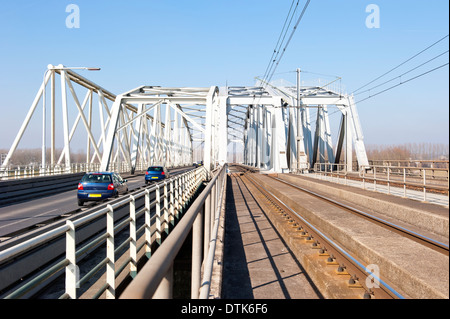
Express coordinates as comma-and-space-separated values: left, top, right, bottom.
1, 66, 224, 175
227, 79, 370, 173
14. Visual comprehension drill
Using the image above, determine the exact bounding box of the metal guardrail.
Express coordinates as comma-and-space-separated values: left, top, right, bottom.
0, 162, 189, 181
0, 166, 207, 299
120, 164, 228, 299
314, 163, 450, 202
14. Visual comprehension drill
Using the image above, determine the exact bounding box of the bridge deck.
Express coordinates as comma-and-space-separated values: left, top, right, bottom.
221, 172, 322, 299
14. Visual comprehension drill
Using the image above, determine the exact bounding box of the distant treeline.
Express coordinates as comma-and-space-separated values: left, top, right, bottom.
365, 143, 449, 161
0, 148, 90, 166
1, 143, 449, 166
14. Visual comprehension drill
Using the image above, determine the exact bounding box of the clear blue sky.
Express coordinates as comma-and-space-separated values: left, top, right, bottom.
0, 0, 448, 149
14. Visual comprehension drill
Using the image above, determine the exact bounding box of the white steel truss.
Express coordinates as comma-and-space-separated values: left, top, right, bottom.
1, 64, 368, 176
1, 64, 132, 173
99, 86, 224, 174
0, 65, 222, 175
229, 77, 370, 173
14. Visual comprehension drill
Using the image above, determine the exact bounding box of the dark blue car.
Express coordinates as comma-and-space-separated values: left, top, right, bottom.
77, 172, 128, 206
145, 166, 169, 184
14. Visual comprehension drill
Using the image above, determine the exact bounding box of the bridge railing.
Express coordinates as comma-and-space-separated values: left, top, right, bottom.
120, 164, 228, 299
0, 162, 190, 181
0, 166, 207, 299
314, 162, 449, 203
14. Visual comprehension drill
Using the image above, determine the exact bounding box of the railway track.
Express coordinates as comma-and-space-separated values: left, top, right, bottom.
271, 176, 449, 256
232, 165, 449, 299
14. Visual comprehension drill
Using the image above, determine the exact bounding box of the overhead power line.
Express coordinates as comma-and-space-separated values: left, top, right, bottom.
261, 0, 298, 83
354, 50, 449, 96
262, 0, 311, 87
352, 34, 449, 94
355, 62, 449, 104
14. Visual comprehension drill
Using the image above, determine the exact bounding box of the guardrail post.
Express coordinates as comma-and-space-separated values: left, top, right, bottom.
211, 183, 216, 233
191, 205, 203, 299
174, 176, 179, 219
130, 195, 137, 278
423, 168, 427, 202
387, 167, 390, 194
145, 189, 152, 258
65, 220, 77, 299
156, 184, 162, 245
204, 192, 211, 260
178, 175, 182, 213
403, 168, 407, 197
106, 204, 115, 299
170, 179, 175, 225
374, 166, 377, 191
164, 181, 169, 233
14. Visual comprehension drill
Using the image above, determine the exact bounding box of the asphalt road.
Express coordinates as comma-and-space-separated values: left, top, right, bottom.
0, 167, 193, 240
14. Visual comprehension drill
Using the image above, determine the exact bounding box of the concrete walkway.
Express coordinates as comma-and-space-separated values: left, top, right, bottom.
221, 174, 322, 299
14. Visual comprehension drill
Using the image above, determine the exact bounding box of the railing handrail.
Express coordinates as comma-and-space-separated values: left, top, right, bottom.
312, 162, 449, 205
120, 164, 228, 299
1, 166, 207, 299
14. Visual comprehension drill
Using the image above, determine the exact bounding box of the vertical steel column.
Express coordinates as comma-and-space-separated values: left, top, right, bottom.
50, 71, 56, 167
86, 90, 93, 164
41, 71, 47, 172
60, 70, 71, 172
1, 68, 52, 169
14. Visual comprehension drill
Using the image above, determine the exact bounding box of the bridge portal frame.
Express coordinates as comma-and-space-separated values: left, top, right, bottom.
228, 81, 370, 173
100, 86, 224, 174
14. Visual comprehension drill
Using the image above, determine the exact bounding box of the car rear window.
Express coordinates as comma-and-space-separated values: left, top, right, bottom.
82, 174, 112, 183
147, 167, 163, 172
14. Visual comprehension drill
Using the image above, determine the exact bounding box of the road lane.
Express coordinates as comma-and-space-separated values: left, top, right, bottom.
0, 166, 193, 239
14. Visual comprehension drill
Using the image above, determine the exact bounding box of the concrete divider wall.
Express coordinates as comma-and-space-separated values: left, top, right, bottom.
278, 174, 449, 238
252, 174, 449, 299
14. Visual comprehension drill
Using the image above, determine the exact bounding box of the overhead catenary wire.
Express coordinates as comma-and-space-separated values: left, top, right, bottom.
262, 0, 311, 87
351, 34, 449, 94
355, 62, 449, 104
308, 62, 449, 126
354, 50, 449, 96
261, 0, 298, 83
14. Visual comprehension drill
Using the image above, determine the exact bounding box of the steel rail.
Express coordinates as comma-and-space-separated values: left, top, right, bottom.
242, 171, 404, 299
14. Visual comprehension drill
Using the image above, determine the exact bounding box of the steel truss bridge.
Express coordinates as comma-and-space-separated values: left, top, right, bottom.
1, 64, 369, 176
2, 65, 447, 301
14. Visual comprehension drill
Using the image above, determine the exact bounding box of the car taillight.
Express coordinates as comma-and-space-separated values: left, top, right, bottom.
78, 183, 84, 190
145, 171, 149, 175
108, 184, 115, 190
161, 172, 165, 175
